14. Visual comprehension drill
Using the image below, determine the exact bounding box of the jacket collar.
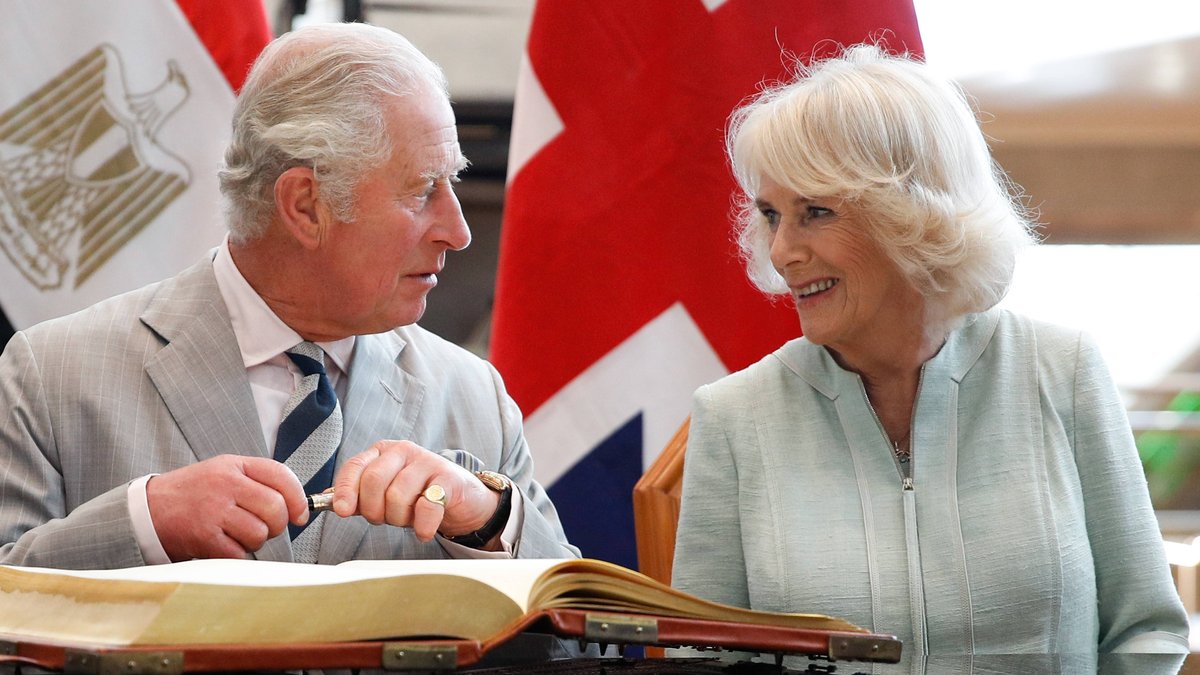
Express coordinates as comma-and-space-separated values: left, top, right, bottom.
773, 308, 1004, 399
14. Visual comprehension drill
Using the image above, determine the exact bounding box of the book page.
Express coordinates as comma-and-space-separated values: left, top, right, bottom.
12, 558, 569, 601
340, 558, 568, 611
12, 559, 369, 586
527, 559, 864, 633
1, 559, 572, 646
0, 566, 172, 646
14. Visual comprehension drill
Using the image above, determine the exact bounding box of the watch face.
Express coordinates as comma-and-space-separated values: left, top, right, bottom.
476, 470, 511, 492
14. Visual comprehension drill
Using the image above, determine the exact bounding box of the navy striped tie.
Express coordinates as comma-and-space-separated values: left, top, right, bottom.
274, 341, 342, 563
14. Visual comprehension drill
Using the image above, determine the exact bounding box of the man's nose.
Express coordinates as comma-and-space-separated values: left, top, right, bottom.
436, 188, 471, 251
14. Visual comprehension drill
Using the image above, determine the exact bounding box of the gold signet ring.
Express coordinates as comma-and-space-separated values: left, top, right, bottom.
423, 484, 447, 508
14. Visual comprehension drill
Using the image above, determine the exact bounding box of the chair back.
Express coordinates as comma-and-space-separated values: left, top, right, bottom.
632, 417, 689, 585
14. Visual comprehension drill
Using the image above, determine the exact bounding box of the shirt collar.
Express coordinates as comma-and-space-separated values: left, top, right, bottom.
212, 238, 354, 372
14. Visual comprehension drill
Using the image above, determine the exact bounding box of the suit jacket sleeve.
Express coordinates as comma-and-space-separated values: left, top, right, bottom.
388, 326, 578, 561
0, 332, 146, 569
668, 383, 757, 663
1069, 332, 1190, 652
482, 360, 579, 559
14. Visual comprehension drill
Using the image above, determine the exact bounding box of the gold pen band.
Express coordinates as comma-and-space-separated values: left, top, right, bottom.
307, 488, 335, 513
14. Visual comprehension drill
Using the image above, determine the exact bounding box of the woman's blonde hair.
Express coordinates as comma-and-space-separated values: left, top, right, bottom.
728, 44, 1037, 319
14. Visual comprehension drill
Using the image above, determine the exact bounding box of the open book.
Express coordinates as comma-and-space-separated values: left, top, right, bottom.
0, 558, 865, 648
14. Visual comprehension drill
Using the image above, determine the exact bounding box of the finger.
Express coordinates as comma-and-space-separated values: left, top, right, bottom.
331, 446, 381, 517
220, 506, 274, 553
177, 516, 255, 560
232, 479, 294, 536
411, 485, 448, 542
356, 448, 410, 525
240, 456, 308, 525
382, 468, 433, 527
193, 534, 254, 561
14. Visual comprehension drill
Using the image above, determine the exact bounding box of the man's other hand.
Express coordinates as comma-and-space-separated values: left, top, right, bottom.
147, 455, 308, 561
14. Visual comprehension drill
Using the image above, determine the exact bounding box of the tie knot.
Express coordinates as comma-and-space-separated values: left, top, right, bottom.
286, 341, 327, 377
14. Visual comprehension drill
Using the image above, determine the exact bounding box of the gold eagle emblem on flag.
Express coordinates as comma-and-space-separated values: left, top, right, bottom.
0, 44, 190, 290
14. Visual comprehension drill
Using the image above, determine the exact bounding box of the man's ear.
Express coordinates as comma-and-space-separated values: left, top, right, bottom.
274, 166, 330, 249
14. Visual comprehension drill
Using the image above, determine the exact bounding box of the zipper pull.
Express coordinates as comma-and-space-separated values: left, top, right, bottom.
902, 477, 914, 491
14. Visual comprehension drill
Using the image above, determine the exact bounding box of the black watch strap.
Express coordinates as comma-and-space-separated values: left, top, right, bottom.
446, 471, 513, 549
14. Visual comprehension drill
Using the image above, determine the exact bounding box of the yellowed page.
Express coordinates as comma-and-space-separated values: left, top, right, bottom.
528, 559, 864, 633
0, 566, 171, 646
141, 573, 520, 645
1, 559, 561, 646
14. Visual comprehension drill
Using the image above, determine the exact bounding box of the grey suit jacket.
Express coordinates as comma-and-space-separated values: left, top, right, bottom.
0, 257, 577, 569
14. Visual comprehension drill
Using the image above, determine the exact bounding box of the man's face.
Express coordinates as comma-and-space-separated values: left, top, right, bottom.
311, 89, 471, 337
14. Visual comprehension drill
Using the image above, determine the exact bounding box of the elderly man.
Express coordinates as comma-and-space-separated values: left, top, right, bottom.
0, 22, 576, 568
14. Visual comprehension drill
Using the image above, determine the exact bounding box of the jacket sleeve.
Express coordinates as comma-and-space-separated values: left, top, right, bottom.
672, 384, 751, 607
1070, 332, 1190, 653
0, 332, 146, 569
668, 384, 757, 662
484, 361, 580, 559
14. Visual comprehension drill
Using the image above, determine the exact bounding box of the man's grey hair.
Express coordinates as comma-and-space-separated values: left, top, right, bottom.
219, 22, 448, 242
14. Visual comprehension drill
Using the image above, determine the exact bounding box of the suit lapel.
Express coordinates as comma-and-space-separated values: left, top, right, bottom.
142, 259, 267, 463
320, 330, 426, 563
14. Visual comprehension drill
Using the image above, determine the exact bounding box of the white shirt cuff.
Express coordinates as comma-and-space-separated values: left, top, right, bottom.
127, 474, 171, 565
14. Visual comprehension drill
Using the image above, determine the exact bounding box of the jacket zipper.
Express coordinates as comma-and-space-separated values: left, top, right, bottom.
859, 365, 927, 651
860, 364, 925, 487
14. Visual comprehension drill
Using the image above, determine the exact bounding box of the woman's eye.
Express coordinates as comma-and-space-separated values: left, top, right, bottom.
806, 205, 832, 220
761, 209, 780, 229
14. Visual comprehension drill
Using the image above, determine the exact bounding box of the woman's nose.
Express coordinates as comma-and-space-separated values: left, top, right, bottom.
769, 224, 810, 270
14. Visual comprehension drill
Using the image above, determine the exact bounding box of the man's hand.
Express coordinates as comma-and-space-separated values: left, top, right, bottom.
147, 455, 309, 561
330, 441, 501, 544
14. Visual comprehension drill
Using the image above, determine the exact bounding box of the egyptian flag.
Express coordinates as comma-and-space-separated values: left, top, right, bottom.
491, 0, 923, 568
0, 0, 270, 340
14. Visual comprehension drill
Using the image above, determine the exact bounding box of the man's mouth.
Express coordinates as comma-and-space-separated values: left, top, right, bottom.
795, 278, 838, 298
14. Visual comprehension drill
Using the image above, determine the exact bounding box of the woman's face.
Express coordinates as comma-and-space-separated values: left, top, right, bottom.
758, 175, 924, 357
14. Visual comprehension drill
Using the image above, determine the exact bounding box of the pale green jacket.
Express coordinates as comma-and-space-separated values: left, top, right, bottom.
673, 308, 1188, 655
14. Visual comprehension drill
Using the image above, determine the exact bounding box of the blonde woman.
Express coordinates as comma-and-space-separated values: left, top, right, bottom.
672, 45, 1188, 655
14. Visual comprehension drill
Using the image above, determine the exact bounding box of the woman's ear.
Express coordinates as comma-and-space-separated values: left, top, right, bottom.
274, 166, 330, 249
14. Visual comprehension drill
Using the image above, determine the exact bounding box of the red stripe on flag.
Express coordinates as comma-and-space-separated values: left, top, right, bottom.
492, 0, 922, 415
175, 0, 271, 93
